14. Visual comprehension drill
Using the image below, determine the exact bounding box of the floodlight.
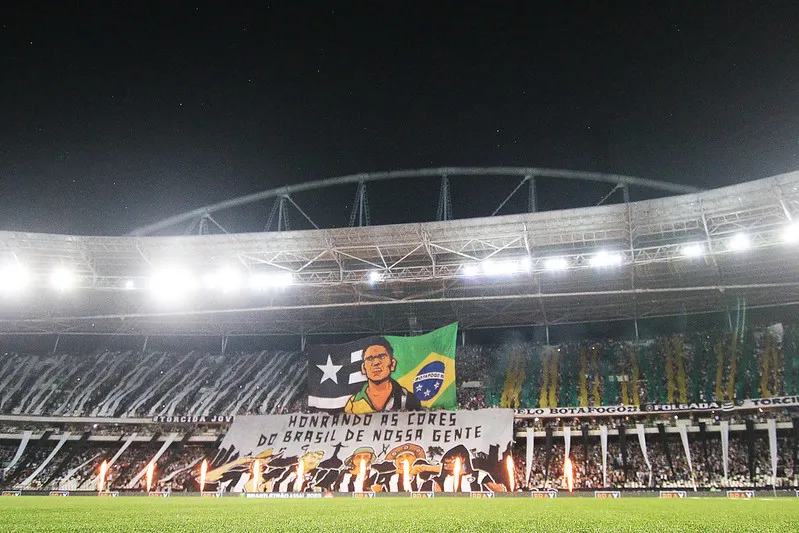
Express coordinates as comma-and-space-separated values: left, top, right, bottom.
249, 271, 293, 290
544, 257, 569, 271
681, 243, 704, 258
519, 256, 533, 272
205, 267, 243, 293
728, 233, 750, 251
481, 259, 523, 276
589, 251, 622, 268
50, 267, 76, 291
0, 264, 29, 293
368, 270, 383, 283
462, 264, 480, 277
150, 266, 196, 301
124, 280, 135, 290
782, 223, 799, 243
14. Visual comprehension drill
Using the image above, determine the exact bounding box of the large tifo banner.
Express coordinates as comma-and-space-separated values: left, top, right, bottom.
209, 409, 513, 493
306, 323, 457, 412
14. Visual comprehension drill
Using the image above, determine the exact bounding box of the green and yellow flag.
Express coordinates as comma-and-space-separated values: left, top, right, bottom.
390, 323, 458, 409
306, 323, 458, 412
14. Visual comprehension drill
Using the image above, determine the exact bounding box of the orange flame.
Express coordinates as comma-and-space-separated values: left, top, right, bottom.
146, 462, 155, 493
453, 457, 462, 493
98, 460, 108, 492
294, 460, 305, 492
251, 459, 261, 492
506, 455, 515, 492
199, 459, 208, 493
403, 459, 411, 492
355, 458, 366, 492
564, 456, 574, 492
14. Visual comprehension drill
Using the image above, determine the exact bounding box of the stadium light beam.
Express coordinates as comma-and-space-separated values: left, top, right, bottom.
728, 233, 751, 251
481, 259, 528, 276
150, 266, 196, 302
589, 251, 622, 268
782, 223, 799, 243
544, 257, 569, 271
249, 271, 294, 290
368, 270, 383, 284
0, 264, 30, 293
681, 243, 704, 258
205, 266, 243, 293
462, 263, 480, 277
50, 267, 76, 291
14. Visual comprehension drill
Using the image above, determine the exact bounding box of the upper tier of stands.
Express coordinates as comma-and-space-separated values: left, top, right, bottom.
0, 324, 797, 417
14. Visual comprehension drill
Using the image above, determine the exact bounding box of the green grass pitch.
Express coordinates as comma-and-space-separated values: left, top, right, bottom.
1, 496, 797, 532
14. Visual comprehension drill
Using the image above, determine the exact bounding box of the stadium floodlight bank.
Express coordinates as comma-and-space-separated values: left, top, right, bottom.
727, 490, 755, 499
411, 491, 435, 498
659, 490, 687, 498
470, 491, 495, 498
531, 489, 558, 499
594, 491, 621, 499
49, 490, 70, 497
2, 491, 21, 496
98, 491, 120, 497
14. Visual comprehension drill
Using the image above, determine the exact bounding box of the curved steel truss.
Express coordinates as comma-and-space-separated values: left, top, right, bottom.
129, 167, 701, 236
0, 170, 797, 337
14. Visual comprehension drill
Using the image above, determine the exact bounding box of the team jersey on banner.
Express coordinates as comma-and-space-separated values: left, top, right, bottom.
209, 409, 513, 493
307, 323, 457, 412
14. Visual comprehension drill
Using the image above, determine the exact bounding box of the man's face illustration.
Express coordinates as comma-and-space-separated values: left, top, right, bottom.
362, 344, 395, 382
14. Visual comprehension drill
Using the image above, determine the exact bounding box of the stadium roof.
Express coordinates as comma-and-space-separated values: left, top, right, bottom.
0, 168, 798, 337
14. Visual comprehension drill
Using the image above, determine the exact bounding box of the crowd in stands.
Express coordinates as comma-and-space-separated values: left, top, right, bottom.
0, 324, 797, 419
1, 419, 795, 491
511, 432, 797, 490
0, 349, 305, 418
1, 323, 798, 493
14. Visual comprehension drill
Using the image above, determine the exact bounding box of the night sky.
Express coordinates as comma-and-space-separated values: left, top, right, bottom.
2, 3, 798, 236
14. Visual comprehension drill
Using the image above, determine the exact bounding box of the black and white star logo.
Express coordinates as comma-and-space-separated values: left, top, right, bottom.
316, 354, 343, 384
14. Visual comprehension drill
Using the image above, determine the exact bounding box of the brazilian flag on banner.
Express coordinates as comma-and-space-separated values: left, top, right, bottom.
388, 323, 458, 410
306, 323, 458, 412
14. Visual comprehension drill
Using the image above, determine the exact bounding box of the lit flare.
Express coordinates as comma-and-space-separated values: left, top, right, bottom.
506, 455, 515, 492
98, 460, 108, 492
564, 457, 574, 492
199, 459, 208, 493
146, 462, 155, 493
355, 458, 366, 492
293, 460, 305, 492
453, 457, 462, 493
251, 459, 261, 492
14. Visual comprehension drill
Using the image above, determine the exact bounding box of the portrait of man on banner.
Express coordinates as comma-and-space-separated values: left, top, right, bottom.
344, 338, 422, 414
307, 323, 458, 412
